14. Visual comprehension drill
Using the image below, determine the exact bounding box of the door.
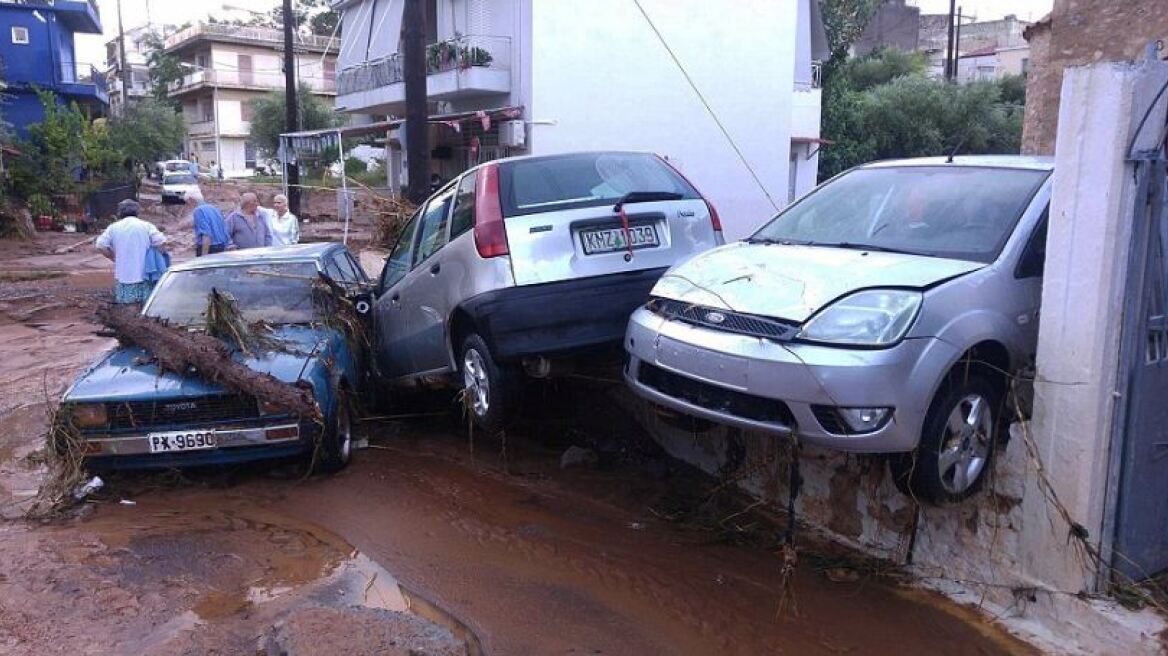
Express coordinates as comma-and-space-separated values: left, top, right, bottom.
396, 184, 457, 374
1112, 156, 1168, 580
374, 211, 420, 378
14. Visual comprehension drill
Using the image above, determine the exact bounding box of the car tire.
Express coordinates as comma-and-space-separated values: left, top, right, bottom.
459, 333, 516, 434
890, 372, 1001, 505
314, 389, 353, 473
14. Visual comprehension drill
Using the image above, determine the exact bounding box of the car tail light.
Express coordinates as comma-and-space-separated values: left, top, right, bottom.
658, 156, 722, 234
474, 164, 509, 258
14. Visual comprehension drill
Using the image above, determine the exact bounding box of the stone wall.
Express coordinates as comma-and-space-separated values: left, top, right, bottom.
1021, 0, 1168, 155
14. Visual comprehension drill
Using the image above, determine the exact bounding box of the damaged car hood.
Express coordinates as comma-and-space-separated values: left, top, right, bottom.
651, 242, 983, 322
65, 325, 332, 403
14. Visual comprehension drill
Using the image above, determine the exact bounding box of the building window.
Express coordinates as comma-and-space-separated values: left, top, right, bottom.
200, 99, 214, 122
244, 142, 257, 169
241, 101, 254, 122
11, 26, 29, 45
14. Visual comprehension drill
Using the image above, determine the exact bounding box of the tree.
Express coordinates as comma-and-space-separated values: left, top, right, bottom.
248, 82, 341, 157
224, 0, 340, 36
108, 99, 186, 167
820, 0, 884, 69
142, 29, 186, 106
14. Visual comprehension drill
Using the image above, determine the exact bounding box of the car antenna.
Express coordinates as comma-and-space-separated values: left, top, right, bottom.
946, 135, 968, 164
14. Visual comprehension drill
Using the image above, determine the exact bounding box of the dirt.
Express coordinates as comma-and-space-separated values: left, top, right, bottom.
0, 227, 1038, 655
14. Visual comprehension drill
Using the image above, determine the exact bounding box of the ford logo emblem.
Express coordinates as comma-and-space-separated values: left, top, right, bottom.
705, 311, 727, 325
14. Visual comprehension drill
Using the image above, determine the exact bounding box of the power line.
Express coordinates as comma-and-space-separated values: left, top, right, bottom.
630, 0, 781, 213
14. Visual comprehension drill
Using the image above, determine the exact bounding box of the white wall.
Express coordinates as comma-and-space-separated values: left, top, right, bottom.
528, 0, 798, 239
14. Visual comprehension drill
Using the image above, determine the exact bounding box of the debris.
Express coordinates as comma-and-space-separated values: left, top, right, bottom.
53, 235, 97, 255
97, 303, 321, 420
205, 288, 279, 356
825, 568, 860, 583
627, 521, 644, 530
72, 476, 104, 501
119, 499, 137, 506
560, 446, 599, 469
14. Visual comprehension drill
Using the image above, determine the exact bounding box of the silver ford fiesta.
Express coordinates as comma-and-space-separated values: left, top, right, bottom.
624, 156, 1054, 504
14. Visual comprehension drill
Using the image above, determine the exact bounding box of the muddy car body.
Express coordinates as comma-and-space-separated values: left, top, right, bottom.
61, 243, 372, 471
624, 156, 1054, 503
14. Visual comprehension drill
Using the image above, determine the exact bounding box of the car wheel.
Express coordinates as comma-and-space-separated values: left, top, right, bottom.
459, 333, 515, 433
890, 373, 1000, 504
315, 389, 353, 473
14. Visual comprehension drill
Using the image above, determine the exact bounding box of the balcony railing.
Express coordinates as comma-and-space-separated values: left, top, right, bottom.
164, 23, 336, 51
338, 35, 510, 96
169, 67, 336, 94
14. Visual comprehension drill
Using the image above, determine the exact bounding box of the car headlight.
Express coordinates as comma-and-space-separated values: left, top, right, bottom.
70, 403, 108, 428
797, 290, 922, 346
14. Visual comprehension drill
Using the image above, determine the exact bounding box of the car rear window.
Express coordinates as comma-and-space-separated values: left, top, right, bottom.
498, 152, 699, 217
165, 174, 197, 185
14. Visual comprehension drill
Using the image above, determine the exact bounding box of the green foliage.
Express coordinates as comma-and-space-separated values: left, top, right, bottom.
8, 91, 134, 203
820, 0, 883, 68
248, 82, 343, 157
997, 73, 1027, 105
27, 193, 53, 218
107, 99, 186, 167
141, 30, 185, 107
344, 156, 365, 177
837, 47, 927, 92
220, 0, 340, 36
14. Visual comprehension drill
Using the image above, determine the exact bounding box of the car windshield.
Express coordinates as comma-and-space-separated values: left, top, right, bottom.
499, 152, 699, 217
164, 174, 197, 185
165, 161, 188, 171
144, 262, 319, 326
751, 166, 1049, 263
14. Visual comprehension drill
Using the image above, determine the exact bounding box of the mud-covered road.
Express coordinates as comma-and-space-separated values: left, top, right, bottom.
0, 213, 1035, 655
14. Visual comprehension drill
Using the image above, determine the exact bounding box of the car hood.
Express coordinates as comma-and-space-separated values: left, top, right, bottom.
651, 242, 983, 322
65, 325, 329, 403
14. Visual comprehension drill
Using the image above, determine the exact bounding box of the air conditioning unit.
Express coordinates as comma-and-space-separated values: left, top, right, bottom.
499, 120, 526, 148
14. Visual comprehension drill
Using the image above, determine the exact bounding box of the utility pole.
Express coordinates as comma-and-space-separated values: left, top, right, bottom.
954, 6, 964, 82
945, 0, 957, 81
283, 0, 301, 215
116, 0, 129, 115
403, 0, 430, 205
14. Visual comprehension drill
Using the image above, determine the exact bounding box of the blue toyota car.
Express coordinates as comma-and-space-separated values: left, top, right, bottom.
60, 243, 373, 472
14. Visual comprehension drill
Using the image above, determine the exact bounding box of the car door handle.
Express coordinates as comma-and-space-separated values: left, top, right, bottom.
391, 293, 401, 306
430, 263, 441, 275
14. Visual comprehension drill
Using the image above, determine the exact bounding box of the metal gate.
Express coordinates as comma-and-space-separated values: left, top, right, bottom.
1111, 125, 1168, 581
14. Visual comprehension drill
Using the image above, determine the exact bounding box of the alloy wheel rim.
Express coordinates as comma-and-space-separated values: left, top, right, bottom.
463, 349, 490, 417
937, 393, 992, 495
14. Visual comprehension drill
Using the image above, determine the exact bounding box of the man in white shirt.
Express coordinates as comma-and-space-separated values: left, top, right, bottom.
266, 194, 300, 247
95, 199, 168, 304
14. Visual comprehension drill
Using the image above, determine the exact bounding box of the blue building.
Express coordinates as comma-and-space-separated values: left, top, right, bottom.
0, 0, 108, 136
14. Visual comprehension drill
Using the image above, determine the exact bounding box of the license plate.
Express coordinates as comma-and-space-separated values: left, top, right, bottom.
580, 225, 659, 255
147, 430, 217, 453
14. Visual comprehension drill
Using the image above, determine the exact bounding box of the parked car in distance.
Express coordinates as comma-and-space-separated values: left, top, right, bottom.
59, 243, 374, 472
374, 151, 724, 431
161, 171, 203, 204
624, 156, 1054, 504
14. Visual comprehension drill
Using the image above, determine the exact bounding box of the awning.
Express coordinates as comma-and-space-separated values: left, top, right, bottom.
792, 137, 834, 145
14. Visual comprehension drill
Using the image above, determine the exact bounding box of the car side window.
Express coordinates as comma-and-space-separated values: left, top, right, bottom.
381, 212, 420, 291
1016, 207, 1049, 279
450, 171, 478, 239
344, 251, 369, 283
413, 186, 455, 267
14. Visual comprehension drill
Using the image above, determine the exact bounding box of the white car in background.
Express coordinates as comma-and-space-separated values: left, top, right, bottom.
161, 172, 204, 204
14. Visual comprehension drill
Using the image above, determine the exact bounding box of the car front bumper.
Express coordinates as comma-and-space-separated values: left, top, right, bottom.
623, 307, 960, 453
80, 421, 311, 470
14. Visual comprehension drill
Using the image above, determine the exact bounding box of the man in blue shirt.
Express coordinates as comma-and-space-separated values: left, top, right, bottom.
193, 202, 230, 256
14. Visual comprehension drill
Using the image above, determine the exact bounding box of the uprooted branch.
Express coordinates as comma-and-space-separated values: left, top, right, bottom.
97, 303, 321, 420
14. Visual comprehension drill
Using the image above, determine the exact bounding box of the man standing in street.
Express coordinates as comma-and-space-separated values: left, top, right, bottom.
266, 194, 300, 247
193, 201, 230, 256
225, 192, 271, 250
95, 199, 167, 304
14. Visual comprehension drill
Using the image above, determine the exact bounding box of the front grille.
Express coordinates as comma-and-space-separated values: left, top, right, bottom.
811, 405, 849, 434
104, 395, 260, 431
647, 297, 799, 341
638, 362, 795, 426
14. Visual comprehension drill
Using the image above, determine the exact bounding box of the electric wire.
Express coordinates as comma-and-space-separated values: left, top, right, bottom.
630, 0, 781, 213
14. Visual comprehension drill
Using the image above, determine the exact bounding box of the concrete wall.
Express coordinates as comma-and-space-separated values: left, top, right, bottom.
854, 0, 920, 55
528, 0, 801, 240
1021, 0, 1168, 156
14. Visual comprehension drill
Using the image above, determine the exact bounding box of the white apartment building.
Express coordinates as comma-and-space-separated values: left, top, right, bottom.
332, 0, 827, 240
105, 25, 160, 116
164, 23, 340, 177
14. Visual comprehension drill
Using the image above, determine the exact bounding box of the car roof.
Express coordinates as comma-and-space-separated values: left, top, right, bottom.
860, 155, 1054, 171
169, 243, 342, 272
463, 150, 661, 174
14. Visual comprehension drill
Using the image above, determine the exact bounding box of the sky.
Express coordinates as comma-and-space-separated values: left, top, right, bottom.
75, 0, 1058, 70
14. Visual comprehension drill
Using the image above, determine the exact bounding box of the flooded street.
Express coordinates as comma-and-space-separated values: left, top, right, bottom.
0, 219, 1035, 655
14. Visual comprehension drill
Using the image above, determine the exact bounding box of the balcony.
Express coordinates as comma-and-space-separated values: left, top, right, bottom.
164, 23, 335, 53
169, 67, 338, 96
20, 0, 103, 34
54, 61, 109, 106
336, 35, 511, 113
186, 119, 216, 136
